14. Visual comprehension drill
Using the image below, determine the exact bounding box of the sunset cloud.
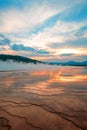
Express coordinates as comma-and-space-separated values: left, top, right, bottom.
0, 0, 87, 61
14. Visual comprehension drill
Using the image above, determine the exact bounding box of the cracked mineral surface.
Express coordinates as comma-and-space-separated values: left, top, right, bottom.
0, 66, 87, 130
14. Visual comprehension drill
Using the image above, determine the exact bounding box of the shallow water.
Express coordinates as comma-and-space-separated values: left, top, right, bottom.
0, 65, 87, 130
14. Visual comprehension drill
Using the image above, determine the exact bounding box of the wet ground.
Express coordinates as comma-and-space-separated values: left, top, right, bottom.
0, 66, 87, 130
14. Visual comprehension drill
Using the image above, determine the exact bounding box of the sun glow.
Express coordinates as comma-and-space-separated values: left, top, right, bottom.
59, 49, 82, 54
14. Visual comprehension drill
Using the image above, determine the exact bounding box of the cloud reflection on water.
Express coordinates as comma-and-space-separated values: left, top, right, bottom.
0, 66, 87, 96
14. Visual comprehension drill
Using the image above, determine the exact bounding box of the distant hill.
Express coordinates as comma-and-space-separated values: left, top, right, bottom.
0, 54, 42, 64
48, 61, 87, 66
0, 54, 87, 66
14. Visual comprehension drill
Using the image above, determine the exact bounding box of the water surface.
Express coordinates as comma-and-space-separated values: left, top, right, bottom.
0, 65, 87, 130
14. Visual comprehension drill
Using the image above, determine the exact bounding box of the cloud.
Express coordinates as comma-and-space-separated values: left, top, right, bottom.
0, 3, 58, 33
11, 44, 36, 52
0, 34, 10, 45
11, 43, 52, 56
59, 1, 87, 22
68, 54, 87, 62
1, 0, 83, 34
48, 37, 87, 49
0, 47, 6, 51
0, 0, 87, 62
25, 20, 87, 49
36, 50, 50, 55
60, 53, 74, 56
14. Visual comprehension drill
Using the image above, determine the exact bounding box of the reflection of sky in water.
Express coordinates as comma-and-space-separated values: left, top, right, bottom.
0, 66, 87, 130
0, 66, 87, 96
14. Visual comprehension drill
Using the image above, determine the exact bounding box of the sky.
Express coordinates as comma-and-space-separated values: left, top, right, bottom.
0, 0, 87, 62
